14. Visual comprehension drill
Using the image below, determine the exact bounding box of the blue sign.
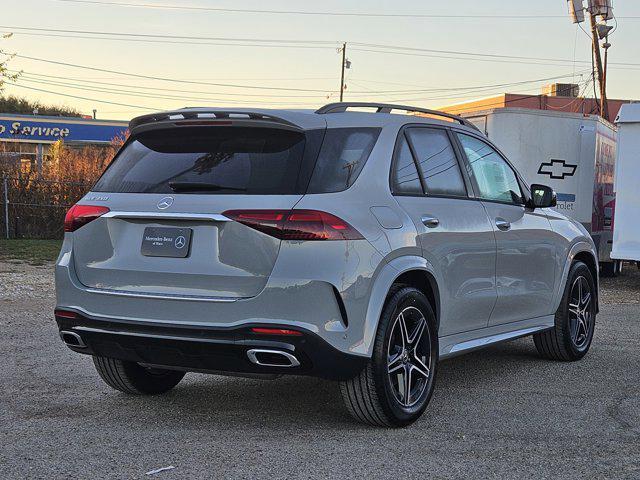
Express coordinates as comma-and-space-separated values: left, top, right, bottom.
0, 115, 128, 143
556, 193, 576, 203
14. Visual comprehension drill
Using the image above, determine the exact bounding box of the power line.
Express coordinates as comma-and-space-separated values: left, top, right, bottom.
4, 25, 640, 69
351, 41, 589, 63
6, 29, 599, 69
51, 0, 640, 19
11, 67, 585, 99
350, 47, 612, 70
9, 53, 335, 92
12, 76, 322, 105
5, 81, 155, 110
440, 77, 595, 114
350, 45, 640, 69
384, 76, 592, 104
7, 69, 592, 111
11, 69, 590, 99
2, 31, 334, 50
350, 71, 591, 93
11, 71, 334, 98
0, 25, 337, 45
3, 77, 598, 119
5, 68, 335, 82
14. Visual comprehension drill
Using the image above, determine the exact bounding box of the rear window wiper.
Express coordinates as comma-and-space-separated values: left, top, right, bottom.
168, 181, 247, 192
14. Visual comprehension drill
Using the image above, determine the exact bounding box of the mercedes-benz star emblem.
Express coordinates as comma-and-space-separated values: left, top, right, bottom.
174, 236, 186, 249
157, 196, 174, 210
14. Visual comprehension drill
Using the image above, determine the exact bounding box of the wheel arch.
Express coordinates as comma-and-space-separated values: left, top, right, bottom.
391, 269, 440, 330
573, 250, 600, 313
358, 256, 441, 357
553, 242, 600, 314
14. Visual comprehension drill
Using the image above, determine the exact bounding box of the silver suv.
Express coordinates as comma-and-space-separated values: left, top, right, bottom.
55, 103, 599, 427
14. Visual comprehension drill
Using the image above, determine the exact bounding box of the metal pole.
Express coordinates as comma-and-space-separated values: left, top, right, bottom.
339, 42, 346, 102
36, 143, 44, 178
3, 176, 9, 239
603, 39, 610, 118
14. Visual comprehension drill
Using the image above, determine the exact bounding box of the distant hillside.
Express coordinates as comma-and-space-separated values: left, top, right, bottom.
0, 95, 82, 117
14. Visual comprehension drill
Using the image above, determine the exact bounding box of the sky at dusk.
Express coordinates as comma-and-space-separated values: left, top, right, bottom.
1, 0, 639, 120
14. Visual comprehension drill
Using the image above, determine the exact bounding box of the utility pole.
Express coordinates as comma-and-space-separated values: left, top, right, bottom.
339, 42, 347, 102
588, 11, 608, 120
567, 1, 613, 121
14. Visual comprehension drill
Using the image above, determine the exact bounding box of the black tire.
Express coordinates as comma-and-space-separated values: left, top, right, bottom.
340, 286, 438, 427
93, 356, 185, 395
533, 261, 596, 361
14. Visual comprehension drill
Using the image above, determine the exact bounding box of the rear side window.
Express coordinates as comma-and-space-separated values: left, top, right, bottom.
405, 128, 467, 197
93, 127, 308, 194
391, 135, 423, 195
306, 128, 380, 193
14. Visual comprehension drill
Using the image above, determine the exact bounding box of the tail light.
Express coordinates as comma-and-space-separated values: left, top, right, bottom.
223, 209, 363, 241
64, 204, 110, 232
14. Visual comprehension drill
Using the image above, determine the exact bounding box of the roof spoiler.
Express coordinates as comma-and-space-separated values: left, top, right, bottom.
129, 109, 304, 133
316, 102, 481, 132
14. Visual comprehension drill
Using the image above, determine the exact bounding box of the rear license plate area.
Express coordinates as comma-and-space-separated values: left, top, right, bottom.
141, 227, 192, 258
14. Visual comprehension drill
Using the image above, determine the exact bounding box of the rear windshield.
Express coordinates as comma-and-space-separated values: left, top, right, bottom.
93, 127, 308, 195
93, 126, 380, 195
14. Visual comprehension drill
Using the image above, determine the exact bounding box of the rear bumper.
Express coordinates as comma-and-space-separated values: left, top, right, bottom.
55, 310, 368, 380
55, 238, 381, 357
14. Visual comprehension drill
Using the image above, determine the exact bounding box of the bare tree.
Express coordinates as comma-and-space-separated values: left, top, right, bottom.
0, 33, 21, 92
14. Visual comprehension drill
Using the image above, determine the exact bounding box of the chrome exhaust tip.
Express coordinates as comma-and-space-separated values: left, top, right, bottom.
59, 330, 87, 348
246, 349, 300, 368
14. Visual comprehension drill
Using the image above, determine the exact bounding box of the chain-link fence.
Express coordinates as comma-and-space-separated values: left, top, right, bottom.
1, 176, 92, 239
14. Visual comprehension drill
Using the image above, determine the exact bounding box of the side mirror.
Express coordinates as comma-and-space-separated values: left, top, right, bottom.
530, 184, 557, 208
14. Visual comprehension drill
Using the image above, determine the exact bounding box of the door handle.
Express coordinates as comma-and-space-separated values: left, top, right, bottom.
495, 218, 511, 231
421, 216, 440, 228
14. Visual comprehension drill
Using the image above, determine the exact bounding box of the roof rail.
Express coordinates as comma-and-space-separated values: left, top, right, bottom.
315, 102, 480, 132
129, 109, 302, 131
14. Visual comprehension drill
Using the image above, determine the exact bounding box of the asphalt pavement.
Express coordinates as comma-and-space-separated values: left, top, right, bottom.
1, 262, 639, 479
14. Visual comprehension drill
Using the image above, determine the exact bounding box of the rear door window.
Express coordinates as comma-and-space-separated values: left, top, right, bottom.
93, 127, 310, 194
306, 128, 381, 193
405, 128, 467, 197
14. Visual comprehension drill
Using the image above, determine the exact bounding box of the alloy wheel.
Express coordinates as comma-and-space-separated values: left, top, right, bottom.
568, 276, 594, 349
387, 306, 432, 407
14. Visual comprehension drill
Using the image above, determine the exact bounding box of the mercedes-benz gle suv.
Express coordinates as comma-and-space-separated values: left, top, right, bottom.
55, 103, 599, 427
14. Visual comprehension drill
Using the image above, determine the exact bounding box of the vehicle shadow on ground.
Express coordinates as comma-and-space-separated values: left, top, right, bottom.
89, 338, 550, 430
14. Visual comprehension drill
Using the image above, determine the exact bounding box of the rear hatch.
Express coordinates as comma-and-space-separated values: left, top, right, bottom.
71, 124, 323, 299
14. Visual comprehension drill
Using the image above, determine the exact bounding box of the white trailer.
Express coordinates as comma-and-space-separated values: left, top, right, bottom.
463, 108, 619, 274
611, 103, 640, 264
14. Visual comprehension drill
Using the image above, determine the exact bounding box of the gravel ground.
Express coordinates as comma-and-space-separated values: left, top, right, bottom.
1, 261, 639, 479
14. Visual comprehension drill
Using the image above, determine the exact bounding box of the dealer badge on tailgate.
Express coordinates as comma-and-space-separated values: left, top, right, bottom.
141, 227, 192, 258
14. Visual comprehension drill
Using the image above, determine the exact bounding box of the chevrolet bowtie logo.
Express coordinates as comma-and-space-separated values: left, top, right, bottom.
537, 159, 577, 180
